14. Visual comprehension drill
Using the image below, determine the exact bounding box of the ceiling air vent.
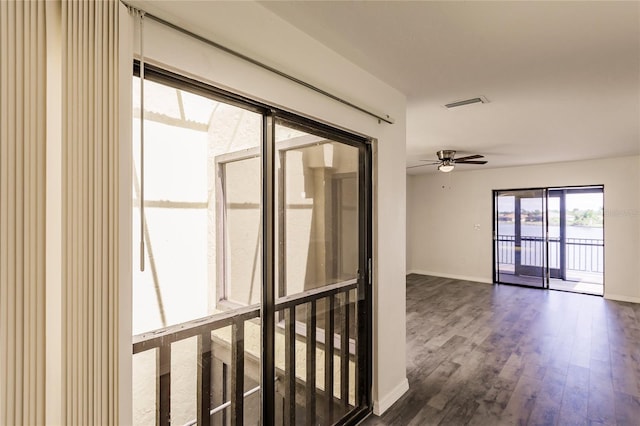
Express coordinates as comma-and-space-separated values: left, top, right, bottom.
444, 96, 489, 109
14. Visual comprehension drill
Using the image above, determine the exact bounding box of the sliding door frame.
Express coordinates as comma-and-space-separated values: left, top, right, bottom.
133, 61, 373, 425
272, 112, 373, 425
263, 113, 277, 423
493, 185, 605, 293
548, 189, 565, 280
494, 187, 548, 288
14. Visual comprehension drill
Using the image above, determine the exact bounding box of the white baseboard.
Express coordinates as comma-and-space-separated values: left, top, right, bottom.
407, 269, 492, 285
604, 293, 640, 304
373, 378, 409, 416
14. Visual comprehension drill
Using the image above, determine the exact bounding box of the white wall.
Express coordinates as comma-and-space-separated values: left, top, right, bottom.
408, 155, 640, 303
126, 0, 408, 417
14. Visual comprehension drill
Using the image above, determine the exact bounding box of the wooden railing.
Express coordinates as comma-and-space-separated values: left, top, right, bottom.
133, 279, 358, 426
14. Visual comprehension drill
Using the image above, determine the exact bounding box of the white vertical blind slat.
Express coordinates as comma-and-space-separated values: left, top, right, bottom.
35, 1, 47, 419
87, 2, 96, 420
1, 1, 120, 423
61, 0, 120, 424
15, 3, 25, 424
24, 2, 34, 422
94, 1, 103, 421
71, 5, 78, 420
0, 1, 8, 420
60, 1, 70, 422
6, 1, 16, 423
108, 4, 119, 422
79, 1, 87, 422
0, 1, 46, 424
0, 2, 10, 424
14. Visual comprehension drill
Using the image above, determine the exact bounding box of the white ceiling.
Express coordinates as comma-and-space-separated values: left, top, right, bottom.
260, 1, 640, 174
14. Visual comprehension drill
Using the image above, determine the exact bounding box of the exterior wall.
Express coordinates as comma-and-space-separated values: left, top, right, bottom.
220, 139, 360, 305
126, 0, 408, 419
218, 154, 262, 307
407, 155, 640, 303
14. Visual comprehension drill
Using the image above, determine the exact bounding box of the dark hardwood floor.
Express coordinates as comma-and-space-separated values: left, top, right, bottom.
362, 274, 640, 425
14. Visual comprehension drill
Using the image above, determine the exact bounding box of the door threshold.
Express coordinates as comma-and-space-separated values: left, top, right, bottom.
549, 279, 603, 296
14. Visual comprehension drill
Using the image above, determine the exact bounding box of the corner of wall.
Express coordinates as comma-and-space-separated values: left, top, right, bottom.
372, 377, 409, 416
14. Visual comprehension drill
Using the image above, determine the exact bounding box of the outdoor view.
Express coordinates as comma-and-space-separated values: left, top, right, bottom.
497, 194, 604, 238
131, 75, 264, 425
131, 74, 364, 425
496, 188, 604, 293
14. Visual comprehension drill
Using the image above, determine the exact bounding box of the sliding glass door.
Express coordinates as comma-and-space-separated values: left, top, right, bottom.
131, 64, 372, 425
494, 186, 604, 295
494, 189, 547, 288
548, 187, 604, 295
547, 191, 563, 280
273, 120, 369, 425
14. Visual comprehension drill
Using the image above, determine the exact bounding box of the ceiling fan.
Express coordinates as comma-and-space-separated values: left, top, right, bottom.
408, 150, 487, 172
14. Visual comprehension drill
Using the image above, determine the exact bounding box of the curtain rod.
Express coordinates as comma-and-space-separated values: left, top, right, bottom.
123, 3, 394, 125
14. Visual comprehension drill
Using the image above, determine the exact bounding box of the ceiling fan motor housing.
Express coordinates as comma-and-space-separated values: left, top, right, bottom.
437, 150, 456, 161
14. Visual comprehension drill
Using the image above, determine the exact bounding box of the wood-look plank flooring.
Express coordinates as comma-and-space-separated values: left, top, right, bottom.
362, 274, 640, 425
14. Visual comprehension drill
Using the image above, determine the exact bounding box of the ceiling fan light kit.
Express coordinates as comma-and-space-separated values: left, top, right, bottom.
408, 149, 488, 172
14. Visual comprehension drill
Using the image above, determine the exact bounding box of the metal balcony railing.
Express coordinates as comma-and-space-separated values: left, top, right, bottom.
133, 279, 358, 426
496, 235, 604, 273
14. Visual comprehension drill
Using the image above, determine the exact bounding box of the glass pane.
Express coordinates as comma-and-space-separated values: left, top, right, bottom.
221, 156, 262, 306
496, 194, 516, 276
274, 122, 360, 425
132, 76, 262, 425
548, 188, 605, 294
565, 191, 604, 282
495, 189, 546, 288
171, 337, 198, 425
208, 320, 262, 425
276, 129, 359, 296
548, 195, 561, 273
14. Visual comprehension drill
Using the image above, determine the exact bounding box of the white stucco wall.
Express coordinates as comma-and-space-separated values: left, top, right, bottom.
407, 155, 640, 303
125, 0, 408, 419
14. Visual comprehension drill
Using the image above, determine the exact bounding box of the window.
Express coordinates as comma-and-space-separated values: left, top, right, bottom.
216, 150, 262, 307
132, 64, 372, 426
132, 75, 263, 425
131, 76, 262, 334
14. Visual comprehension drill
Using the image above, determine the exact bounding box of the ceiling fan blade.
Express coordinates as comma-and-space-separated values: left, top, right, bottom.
406, 163, 432, 169
419, 160, 441, 165
456, 160, 488, 164
454, 154, 484, 161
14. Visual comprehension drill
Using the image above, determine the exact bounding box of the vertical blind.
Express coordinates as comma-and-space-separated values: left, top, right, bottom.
0, 1, 47, 424
1, 0, 121, 424
61, 0, 120, 424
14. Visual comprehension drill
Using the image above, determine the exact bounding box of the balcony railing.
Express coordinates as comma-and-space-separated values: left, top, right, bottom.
133, 279, 358, 426
496, 236, 604, 273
